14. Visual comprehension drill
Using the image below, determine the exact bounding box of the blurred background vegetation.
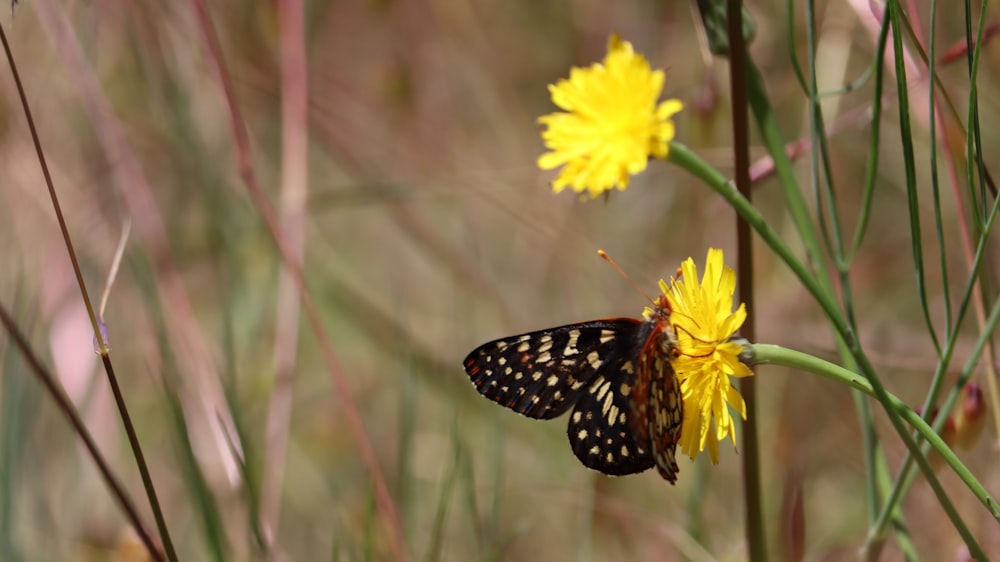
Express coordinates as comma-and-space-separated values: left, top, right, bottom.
0, 0, 996, 560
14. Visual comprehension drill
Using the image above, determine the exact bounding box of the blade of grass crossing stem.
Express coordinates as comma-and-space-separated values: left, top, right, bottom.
456, 430, 485, 552
874, 452, 918, 562
487, 417, 505, 562
686, 460, 707, 547
331, 532, 342, 562
575, 474, 595, 562
0, 300, 31, 561
219, 311, 267, 551
398, 339, 418, 549
854, 391, 879, 521
365, 482, 377, 562
163, 378, 227, 561
423, 423, 461, 562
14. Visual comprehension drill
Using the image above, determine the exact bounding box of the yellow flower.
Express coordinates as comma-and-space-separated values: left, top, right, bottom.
662, 248, 753, 463
537, 34, 684, 199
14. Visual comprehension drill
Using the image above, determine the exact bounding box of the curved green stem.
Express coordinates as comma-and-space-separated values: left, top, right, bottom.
750, 344, 999, 527
668, 143, 841, 327
669, 141, 995, 555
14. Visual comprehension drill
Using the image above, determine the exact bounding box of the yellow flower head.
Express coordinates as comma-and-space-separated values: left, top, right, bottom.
537, 34, 684, 199
657, 248, 753, 463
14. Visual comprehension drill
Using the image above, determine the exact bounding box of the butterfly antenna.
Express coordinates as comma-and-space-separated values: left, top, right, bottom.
597, 250, 655, 305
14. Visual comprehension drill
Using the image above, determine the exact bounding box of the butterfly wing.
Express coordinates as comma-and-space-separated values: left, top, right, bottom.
464, 318, 660, 477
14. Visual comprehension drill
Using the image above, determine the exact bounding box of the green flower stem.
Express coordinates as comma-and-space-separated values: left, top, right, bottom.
668, 143, 839, 325
870, 277, 1000, 548
669, 142, 995, 553
742, 55, 835, 298
750, 344, 1000, 527
747, 41, 901, 548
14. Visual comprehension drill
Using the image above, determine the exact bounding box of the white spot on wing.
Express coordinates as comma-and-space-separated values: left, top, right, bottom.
563, 329, 581, 356
538, 336, 554, 353
593, 379, 611, 401
586, 350, 603, 370
607, 405, 620, 425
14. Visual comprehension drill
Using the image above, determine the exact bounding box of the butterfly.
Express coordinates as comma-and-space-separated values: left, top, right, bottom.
462, 293, 683, 483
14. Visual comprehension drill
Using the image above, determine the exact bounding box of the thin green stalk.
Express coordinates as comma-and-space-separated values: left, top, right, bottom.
752, 343, 996, 515
802, 5, 903, 549
737, 65, 932, 505
870, 182, 1000, 539
887, 0, 942, 356
963, 0, 988, 227
669, 143, 999, 550
925, 0, 954, 339
790, 4, 902, 547
870, 244, 1000, 545
750, 344, 997, 558
803, 0, 849, 262
743, 54, 836, 302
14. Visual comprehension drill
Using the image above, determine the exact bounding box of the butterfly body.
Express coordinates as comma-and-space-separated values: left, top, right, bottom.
463, 295, 682, 483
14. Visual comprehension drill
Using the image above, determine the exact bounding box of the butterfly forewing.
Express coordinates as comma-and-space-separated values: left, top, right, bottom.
463, 319, 643, 420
